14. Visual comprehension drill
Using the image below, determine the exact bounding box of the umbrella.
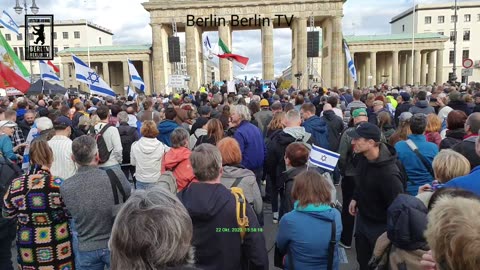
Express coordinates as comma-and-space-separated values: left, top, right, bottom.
26, 79, 68, 95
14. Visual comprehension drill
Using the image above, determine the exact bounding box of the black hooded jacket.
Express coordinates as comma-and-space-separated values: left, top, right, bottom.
439, 128, 465, 150
387, 194, 429, 251
352, 143, 405, 224
177, 183, 268, 270
321, 110, 344, 151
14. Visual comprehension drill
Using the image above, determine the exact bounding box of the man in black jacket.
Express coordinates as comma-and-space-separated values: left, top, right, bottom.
347, 122, 404, 270
178, 144, 268, 270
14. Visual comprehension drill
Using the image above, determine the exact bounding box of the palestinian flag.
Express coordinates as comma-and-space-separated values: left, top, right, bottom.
0, 30, 30, 93
217, 38, 249, 70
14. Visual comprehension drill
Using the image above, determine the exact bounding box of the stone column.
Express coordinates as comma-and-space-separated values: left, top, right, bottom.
261, 21, 274, 80
420, 52, 427, 85
321, 18, 332, 87
142, 60, 151, 95
62, 63, 70, 87
428, 51, 436, 84
370, 51, 377, 86
436, 49, 444, 84
102, 62, 110, 87
218, 23, 232, 81
186, 25, 202, 91
151, 23, 171, 94
331, 16, 344, 88
400, 53, 406, 86
414, 50, 421, 85
123, 61, 130, 95
392, 51, 399, 86
365, 54, 371, 87
296, 17, 308, 90
406, 52, 413, 85
291, 19, 297, 87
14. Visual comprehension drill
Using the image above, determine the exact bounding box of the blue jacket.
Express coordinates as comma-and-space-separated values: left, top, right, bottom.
233, 121, 265, 170
302, 116, 329, 149
395, 134, 438, 195
276, 203, 342, 270
444, 166, 480, 196
157, 120, 179, 147
0, 135, 16, 161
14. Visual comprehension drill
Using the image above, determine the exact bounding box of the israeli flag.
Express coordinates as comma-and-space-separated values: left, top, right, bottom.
127, 85, 137, 99
127, 59, 145, 92
72, 54, 116, 97
308, 144, 340, 172
39, 60, 60, 81
0, 10, 19, 36
271, 83, 276, 92
343, 39, 357, 82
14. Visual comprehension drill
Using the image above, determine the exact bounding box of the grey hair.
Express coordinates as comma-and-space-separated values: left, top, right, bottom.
35, 117, 53, 131
110, 186, 194, 270
286, 110, 301, 124
170, 127, 189, 148
117, 111, 129, 124
72, 135, 98, 166
190, 143, 222, 182
231, 104, 251, 121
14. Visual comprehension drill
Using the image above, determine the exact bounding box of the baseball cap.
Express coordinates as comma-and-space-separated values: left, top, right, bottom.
352, 108, 368, 118
399, 112, 413, 123
347, 122, 381, 142
54, 116, 73, 129
198, 105, 212, 116
0, 120, 16, 128
400, 92, 410, 102
260, 99, 269, 107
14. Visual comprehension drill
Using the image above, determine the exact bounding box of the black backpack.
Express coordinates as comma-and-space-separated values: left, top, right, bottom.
0, 155, 23, 237
118, 126, 137, 164
89, 124, 113, 164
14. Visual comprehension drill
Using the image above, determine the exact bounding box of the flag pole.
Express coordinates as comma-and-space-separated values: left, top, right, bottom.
411, 0, 416, 86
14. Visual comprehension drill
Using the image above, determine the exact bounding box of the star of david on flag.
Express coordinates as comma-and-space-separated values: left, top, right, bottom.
72, 54, 116, 97
0, 10, 20, 35
308, 144, 340, 172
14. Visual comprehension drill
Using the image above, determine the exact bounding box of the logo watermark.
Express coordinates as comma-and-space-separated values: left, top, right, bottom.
25, 14, 54, 60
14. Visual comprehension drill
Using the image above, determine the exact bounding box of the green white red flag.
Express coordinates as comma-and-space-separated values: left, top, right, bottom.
217, 38, 249, 70
0, 30, 30, 93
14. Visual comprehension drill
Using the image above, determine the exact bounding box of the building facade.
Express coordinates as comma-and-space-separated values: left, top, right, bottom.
391, 1, 480, 83
0, 19, 113, 81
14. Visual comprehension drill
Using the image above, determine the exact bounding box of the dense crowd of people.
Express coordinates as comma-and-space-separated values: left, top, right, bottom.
1, 80, 480, 270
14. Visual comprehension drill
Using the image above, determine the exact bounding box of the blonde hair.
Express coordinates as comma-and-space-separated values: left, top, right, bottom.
433, 149, 470, 183
267, 112, 286, 131
425, 196, 480, 270
426, 114, 442, 133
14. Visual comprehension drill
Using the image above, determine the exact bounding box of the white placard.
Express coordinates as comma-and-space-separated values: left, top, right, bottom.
462, 68, 473, 76
168, 75, 186, 88
227, 80, 236, 93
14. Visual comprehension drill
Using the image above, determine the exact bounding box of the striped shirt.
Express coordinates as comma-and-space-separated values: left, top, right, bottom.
48, 135, 77, 179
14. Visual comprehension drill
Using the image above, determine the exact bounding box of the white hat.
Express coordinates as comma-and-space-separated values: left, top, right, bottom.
0, 120, 17, 128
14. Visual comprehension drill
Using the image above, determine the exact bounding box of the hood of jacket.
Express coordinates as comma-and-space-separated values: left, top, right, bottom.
369, 143, 398, 167
222, 165, 255, 179
178, 183, 231, 221
303, 115, 328, 134
322, 110, 339, 121
387, 194, 428, 250
282, 165, 307, 181
281, 126, 311, 144
164, 147, 191, 169
414, 100, 429, 108
194, 128, 207, 137
136, 137, 163, 154
446, 128, 466, 140
158, 120, 179, 133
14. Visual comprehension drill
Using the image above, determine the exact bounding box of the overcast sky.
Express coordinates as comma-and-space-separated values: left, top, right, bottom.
5, 0, 476, 79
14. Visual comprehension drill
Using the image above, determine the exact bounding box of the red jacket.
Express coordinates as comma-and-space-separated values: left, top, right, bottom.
425, 132, 441, 147
161, 147, 196, 191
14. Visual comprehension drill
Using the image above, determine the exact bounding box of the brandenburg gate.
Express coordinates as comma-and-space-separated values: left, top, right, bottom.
143, 0, 345, 92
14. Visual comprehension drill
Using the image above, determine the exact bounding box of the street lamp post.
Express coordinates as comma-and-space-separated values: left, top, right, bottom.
451, 0, 458, 84
13, 0, 39, 83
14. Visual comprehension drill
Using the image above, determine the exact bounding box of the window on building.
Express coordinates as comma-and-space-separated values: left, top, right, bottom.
451, 15, 457, 23
13, 47, 18, 56
99, 37, 102, 44
402, 25, 405, 32
54, 47, 58, 56
64, 46, 69, 50
449, 50, 455, 64
17, 33, 22, 41
438, 31, 444, 36
450, 31, 456, 41
28, 33, 33, 40
465, 14, 471, 22
463, 50, 469, 59
464, 30, 471, 41
53, 32, 57, 40
425, 16, 432, 24
438, 16, 445, 24
63, 32, 68, 39
74, 31, 80, 39
18, 47, 24, 60
5, 34, 11, 41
